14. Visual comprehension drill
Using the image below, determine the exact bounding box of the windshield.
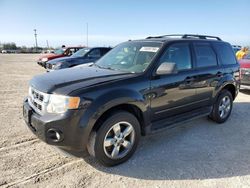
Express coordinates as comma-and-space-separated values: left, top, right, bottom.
71, 48, 90, 57
95, 42, 162, 73
54, 49, 65, 55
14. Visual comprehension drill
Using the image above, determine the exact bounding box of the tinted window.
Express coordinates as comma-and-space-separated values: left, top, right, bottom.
88, 49, 101, 58
71, 48, 90, 57
213, 43, 237, 65
194, 43, 217, 68
101, 48, 111, 55
159, 43, 192, 70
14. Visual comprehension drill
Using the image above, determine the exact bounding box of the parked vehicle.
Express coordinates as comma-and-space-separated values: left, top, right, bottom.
37, 47, 84, 68
239, 53, 250, 88
42, 49, 55, 54
46, 47, 111, 71
232, 45, 242, 53
23, 34, 240, 166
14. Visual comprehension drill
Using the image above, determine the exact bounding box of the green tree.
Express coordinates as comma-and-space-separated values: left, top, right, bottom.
3, 42, 17, 50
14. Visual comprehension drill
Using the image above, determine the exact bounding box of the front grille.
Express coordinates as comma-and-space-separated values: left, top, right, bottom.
47, 64, 53, 69
31, 89, 44, 102
28, 87, 49, 115
241, 68, 250, 75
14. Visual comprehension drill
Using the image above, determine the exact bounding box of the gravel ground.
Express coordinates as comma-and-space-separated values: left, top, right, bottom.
1, 54, 250, 188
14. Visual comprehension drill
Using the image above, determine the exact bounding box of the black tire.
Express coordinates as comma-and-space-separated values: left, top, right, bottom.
87, 111, 140, 166
209, 90, 233, 123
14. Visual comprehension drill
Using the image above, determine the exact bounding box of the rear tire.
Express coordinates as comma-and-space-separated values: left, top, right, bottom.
209, 90, 233, 123
87, 111, 140, 166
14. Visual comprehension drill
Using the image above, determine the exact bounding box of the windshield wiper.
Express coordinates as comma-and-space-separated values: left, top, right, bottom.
93, 63, 133, 73
94, 63, 115, 70
93, 63, 105, 69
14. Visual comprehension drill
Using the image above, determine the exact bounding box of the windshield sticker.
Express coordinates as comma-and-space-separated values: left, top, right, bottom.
140, 47, 159, 52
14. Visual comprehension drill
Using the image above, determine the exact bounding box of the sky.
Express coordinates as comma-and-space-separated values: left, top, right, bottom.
0, 0, 249, 47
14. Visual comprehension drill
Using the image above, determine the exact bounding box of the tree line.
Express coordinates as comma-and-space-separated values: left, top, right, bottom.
0, 42, 53, 53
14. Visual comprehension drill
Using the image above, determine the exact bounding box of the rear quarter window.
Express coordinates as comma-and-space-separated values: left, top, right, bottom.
213, 43, 237, 65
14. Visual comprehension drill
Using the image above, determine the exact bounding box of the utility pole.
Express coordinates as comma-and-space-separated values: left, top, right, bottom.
46, 40, 49, 49
86, 23, 88, 47
33, 29, 38, 52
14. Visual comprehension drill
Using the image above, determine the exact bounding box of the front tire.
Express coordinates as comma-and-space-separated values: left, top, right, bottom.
87, 111, 140, 166
209, 90, 233, 123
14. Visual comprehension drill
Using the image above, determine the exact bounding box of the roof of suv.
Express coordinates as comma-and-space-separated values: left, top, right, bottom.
134, 34, 225, 43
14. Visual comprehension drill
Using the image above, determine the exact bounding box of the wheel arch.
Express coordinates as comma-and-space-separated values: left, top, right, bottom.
78, 89, 150, 150
221, 84, 236, 100
214, 82, 237, 102
91, 103, 147, 136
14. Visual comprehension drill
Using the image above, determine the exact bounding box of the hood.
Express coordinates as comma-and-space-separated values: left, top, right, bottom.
30, 65, 135, 95
47, 56, 77, 65
239, 59, 250, 68
38, 53, 62, 60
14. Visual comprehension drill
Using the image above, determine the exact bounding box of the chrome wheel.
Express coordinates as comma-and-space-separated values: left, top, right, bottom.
103, 121, 135, 159
219, 96, 231, 119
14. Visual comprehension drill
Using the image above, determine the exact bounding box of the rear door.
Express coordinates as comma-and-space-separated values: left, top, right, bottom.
191, 42, 223, 107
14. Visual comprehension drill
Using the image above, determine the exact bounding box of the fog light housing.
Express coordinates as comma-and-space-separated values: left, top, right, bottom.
47, 129, 63, 142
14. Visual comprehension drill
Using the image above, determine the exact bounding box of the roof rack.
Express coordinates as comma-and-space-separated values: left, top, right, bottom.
146, 34, 222, 41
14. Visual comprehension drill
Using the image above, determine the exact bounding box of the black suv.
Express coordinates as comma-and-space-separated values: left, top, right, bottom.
23, 34, 240, 166
46, 47, 111, 71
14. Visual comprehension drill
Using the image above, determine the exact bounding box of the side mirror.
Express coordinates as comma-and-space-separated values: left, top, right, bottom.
156, 62, 178, 75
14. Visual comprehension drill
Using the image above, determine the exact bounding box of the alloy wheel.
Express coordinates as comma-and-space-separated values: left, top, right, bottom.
219, 96, 231, 119
103, 121, 135, 159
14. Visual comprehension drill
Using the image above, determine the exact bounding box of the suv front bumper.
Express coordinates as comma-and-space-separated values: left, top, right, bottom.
23, 98, 88, 153
37, 61, 47, 68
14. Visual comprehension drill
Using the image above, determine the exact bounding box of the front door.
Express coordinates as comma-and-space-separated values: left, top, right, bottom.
150, 42, 198, 122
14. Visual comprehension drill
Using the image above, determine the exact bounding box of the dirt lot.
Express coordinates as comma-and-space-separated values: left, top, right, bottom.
1, 54, 250, 188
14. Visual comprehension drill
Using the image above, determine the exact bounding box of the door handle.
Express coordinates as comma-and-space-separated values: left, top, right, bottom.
185, 76, 195, 83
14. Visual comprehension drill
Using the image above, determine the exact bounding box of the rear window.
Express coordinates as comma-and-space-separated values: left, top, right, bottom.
194, 43, 217, 68
213, 43, 237, 65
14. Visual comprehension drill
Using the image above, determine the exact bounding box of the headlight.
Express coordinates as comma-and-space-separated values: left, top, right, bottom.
41, 57, 48, 62
47, 95, 80, 114
52, 62, 63, 69
28, 86, 32, 96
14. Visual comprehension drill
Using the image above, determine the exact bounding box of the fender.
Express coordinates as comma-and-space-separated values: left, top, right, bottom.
78, 88, 150, 145
212, 73, 238, 102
